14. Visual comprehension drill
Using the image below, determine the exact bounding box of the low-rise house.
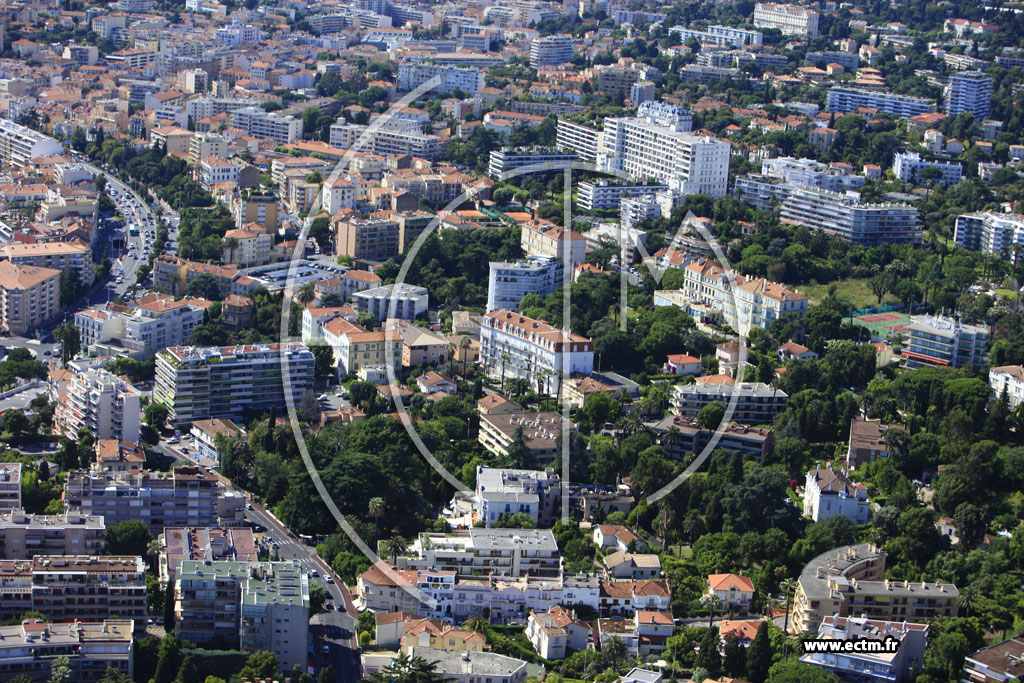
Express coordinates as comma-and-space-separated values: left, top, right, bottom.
594, 524, 648, 553
602, 551, 661, 580
778, 340, 818, 362
93, 440, 146, 473
664, 353, 702, 375
190, 418, 243, 464
525, 606, 591, 660
847, 417, 902, 470
989, 365, 1024, 410
599, 579, 671, 617
962, 636, 1024, 683
477, 394, 521, 415
706, 573, 755, 610
416, 371, 457, 394
718, 619, 763, 644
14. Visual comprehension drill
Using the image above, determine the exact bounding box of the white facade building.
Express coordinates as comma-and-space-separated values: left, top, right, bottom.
990, 365, 1024, 409
487, 257, 564, 312
804, 467, 869, 524
530, 35, 574, 67
753, 3, 819, 36
0, 118, 63, 168
954, 211, 1024, 260
396, 63, 485, 94
54, 366, 141, 443
893, 152, 963, 187
229, 107, 303, 144
683, 258, 808, 332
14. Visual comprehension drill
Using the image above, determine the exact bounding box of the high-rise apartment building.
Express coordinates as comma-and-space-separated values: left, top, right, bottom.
555, 119, 602, 162
64, 467, 243, 534
0, 242, 94, 286
946, 71, 992, 118
154, 343, 315, 427
753, 3, 819, 36
480, 309, 593, 395
954, 211, 1024, 260
53, 366, 141, 443
175, 560, 309, 671
487, 257, 565, 312
599, 108, 730, 197
0, 118, 63, 167
530, 35, 574, 67
779, 187, 922, 246
0, 261, 59, 336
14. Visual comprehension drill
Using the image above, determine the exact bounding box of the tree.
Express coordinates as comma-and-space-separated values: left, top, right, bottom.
309, 582, 326, 615
463, 615, 489, 634
296, 281, 316, 305
311, 344, 336, 381
766, 660, 839, 683
164, 580, 176, 629
50, 656, 72, 683
54, 324, 81, 364
695, 626, 722, 677
381, 536, 408, 565
952, 502, 987, 550
239, 651, 279, 680
493, 512, 536, 528
746, 621, 774, 683
602, 635, 627, 668
106, 520, 152, 556
144, 403, 170, 431
185, 273, 221, 300
4, 409, 28, 437
502, 425, 531, 469
317, 667, 336, 683
367, 653, 447, 683
698, 400, 725, 430
175, 656, 202, 683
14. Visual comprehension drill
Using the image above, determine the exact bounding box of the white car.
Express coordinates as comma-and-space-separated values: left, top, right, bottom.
167, 437, 178, 444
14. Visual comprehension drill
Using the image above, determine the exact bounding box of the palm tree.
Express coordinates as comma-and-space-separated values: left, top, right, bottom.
368, 497, 385, 531
702, 592, 722, 628
380, 536, 408, 565
367, 652, 448, 683
462, 615, 489, 635
603, 635, 627, 668
296, 281, 316, 305
959, 585, 977, 618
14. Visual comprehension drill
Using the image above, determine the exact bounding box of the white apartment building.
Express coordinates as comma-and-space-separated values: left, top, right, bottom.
780, 186, 922, 246
214, 24, 263, 45
396, 63, 485, 94
954, 211, 1024, 260
530, 35, 574, 67
0, 464, 20, 511
753, 3, 819, 36
670, 381, 788, 424
761, 157, 866, 192
555, 119, 602, 162
801, 617, 928, 683
620, 196, 660, 231
187, 133, 226, 165
480, 309, 593, 395
893, 152, 962, 187
683, 258, 807, 332
670, 25, 764, 47
198, 157, 242, 191
0, 118, 63, 168
487, 257, 565, 312
0, 261, 60, 336
599, 113, 730, 197
990, 365, 1024, 409
577, 180, 670, 211
75, 296, 205, 356
474, 466, 561, 528
826, 88, 937, 119
229, 107, 303, 144
321, 176, 358, 215
53, 365, 141, 443
804, 467, 869, 524
353, 283, 428, 322
488, 147, 579, 178
946, 71, 991, 119
329, 121, 444, 159
397, 528, 562, 579
153, 343, 316, 427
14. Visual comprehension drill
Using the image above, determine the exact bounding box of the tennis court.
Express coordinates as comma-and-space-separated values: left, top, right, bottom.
851, 311, 914, 336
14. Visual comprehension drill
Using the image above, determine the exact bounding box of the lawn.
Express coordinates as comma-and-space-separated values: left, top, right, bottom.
799, 277, 901, 311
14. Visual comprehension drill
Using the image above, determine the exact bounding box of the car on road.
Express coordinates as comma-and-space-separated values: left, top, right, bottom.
167, 437, 178, 444
246, 503, 253, 510
325, 576, 334, 584
324, 601, 334, 611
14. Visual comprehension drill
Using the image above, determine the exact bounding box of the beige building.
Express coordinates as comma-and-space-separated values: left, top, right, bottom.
520, 220, 587, 265
222, 225, 273, 266
0, 260, 59, 336
93, 440, 146, 473
0, 241, 94, 286
791, 544, 958, 633
0, 619, 135, 681
0, 509, 106, 558
235, 191, 279, 232
150, 125, 193, 154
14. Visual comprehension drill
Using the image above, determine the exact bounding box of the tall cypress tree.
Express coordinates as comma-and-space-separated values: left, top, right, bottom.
695, 626, 722, 678
746, 621, 774, 683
